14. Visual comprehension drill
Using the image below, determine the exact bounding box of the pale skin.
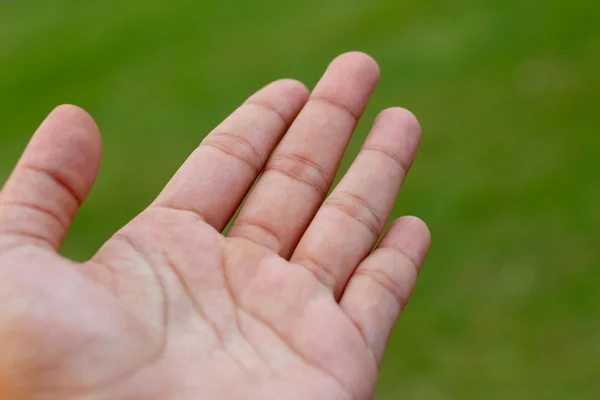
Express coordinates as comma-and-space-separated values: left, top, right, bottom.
0, 52, 430, 399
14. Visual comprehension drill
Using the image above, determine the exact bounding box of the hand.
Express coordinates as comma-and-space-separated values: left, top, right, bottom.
0, 52, 430, 400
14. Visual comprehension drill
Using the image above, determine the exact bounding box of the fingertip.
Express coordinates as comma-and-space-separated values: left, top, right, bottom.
271, 79, 310, 99
375, 107, 422, 140
329, 51, 381, 84
50, 103, 94, 120
361, 107, 422, 176
401, 215, 431, 245
47, 104, 102, 141
246, 79, 310, 125
12, 104, 103, 211
311, 52, 381, 118
41, 104, 103, 163
255, 79, 310, 104
383, 216, 431, 268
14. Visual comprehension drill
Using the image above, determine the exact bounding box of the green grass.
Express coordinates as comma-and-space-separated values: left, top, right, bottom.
1, 0, 599, 398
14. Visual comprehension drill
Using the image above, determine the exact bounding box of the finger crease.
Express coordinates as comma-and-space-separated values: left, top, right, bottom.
265, 153, 330, 199
1, 201, 69, 234
22, 164, 83, 206
212, 131, 261, 161
362, 146, 410, 175
381, 245, 421, 276
201, 138, 261, 175
295, 255, 336, 290
243, 101, 288, 125
353, 268, 408, 309
232, 218, 281, 253
309, 96, 359, 122
0, 233, 54, 252
325, 194, 381, 238
148, 204, 210, 225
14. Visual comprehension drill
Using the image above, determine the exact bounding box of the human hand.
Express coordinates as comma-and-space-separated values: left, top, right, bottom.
0, 52, 430, 400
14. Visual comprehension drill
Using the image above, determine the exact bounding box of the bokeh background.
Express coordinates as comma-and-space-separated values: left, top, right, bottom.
1, 0, 599, 398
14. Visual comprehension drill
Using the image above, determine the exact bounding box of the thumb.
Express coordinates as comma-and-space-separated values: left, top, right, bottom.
0, 105, 102, 251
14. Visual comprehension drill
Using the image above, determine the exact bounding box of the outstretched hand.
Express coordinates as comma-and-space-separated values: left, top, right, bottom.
0, 52, 430, 400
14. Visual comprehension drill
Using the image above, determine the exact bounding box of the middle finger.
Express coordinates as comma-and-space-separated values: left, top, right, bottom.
227, 52, 380, 257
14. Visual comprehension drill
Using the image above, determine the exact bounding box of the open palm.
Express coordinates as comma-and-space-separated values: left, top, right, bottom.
0, 53, 430, 400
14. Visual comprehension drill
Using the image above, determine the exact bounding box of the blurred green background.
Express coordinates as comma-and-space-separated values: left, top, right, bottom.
1, 0, 599, 398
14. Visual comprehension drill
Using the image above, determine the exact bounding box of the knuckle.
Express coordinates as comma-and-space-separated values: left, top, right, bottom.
201, 132, 262, 174
21, 164, 83, 206
353, 268, 408, 308
295, 255, 336, 290
0, 201, 68, 234
230, 218, 281, 253
265, 153, 330, 198
324, 191, 381, 237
